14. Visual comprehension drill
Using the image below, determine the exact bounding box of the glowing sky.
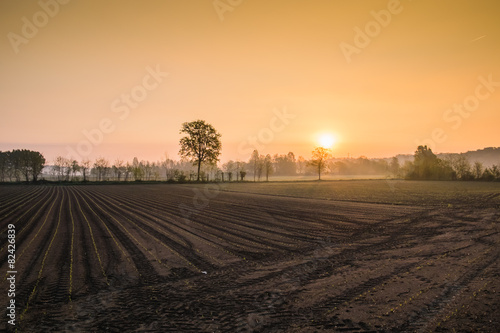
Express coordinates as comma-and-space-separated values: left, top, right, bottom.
1, 0, 499, 163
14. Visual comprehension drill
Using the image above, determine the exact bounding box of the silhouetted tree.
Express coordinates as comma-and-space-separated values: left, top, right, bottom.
0, 151, 7, 182
473, 161, 484, 179
410, 145, 438, 179
63, 158, 72, 181
113, 159, 124, 181
17, 149, 46, 182
250, 149, 259, 181
71, 160, 80, 181
481, 167, 496, 181
124, 162, 132, 181
235, 161, 244, 182
256, 155, 266, 181
264, 154, 273, 181
0, 150, 45, 182
28, 150, 45, 182
448, 155, 472, 180
94, 157, 109, 181
223, 160, 235, 182
81, 159, 91, 182
309, 147, 332, 180
132, 157, 143, 180
143, 160, 153, 180
53, 156, 65, 181
491, 165, 500, 179
11, 150, 29, 181
179, 120, 222, 181
405, 146, 455, 180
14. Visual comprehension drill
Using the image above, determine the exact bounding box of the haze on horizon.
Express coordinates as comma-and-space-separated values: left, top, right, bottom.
1, 0, 499, 164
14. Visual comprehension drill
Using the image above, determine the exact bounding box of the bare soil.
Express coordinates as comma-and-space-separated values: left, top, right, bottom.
0, 182, 499, 332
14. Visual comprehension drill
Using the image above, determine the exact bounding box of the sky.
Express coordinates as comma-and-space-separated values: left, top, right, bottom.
1, 0, 499, 164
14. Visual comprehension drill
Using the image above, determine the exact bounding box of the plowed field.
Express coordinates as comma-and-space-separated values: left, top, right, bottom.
1, 183, 499, 332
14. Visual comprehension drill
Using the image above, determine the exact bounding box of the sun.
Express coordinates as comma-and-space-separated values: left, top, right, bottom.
318, 133, 336, 149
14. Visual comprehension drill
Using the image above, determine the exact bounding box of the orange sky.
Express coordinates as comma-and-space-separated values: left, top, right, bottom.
1, 0, 499, 164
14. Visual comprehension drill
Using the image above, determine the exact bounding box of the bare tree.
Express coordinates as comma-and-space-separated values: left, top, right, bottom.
94, 157, 109, 181
63, 158, 72, 181
123, 162, 131, 181
491, 165, 500, 179
54, 156, 66, 181
450, 155, 472, 180
113, 159, 124, 181
81, 159, 91, 182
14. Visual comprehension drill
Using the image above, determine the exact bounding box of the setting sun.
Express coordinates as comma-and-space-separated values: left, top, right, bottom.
318, 133, 336, 149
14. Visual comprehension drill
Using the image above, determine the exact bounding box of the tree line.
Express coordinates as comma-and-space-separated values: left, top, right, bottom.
0, 149, 45, 182
1, 121, 499, 183
42, 146, 499, 183
3, 148, 499, 183
397, 145, 500, 181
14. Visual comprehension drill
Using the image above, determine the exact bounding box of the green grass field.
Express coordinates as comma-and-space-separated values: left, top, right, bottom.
212, 179, 500, 207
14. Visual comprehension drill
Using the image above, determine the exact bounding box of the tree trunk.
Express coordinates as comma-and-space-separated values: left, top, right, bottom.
197, 160, 201, 181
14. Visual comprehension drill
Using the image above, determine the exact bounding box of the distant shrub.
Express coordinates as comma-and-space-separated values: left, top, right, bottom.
481, 168, 496, 181
405, 146, 456, 180
173, 170, 187, 182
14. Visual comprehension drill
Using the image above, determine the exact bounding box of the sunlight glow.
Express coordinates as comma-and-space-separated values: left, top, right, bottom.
318, 133, 336, 148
